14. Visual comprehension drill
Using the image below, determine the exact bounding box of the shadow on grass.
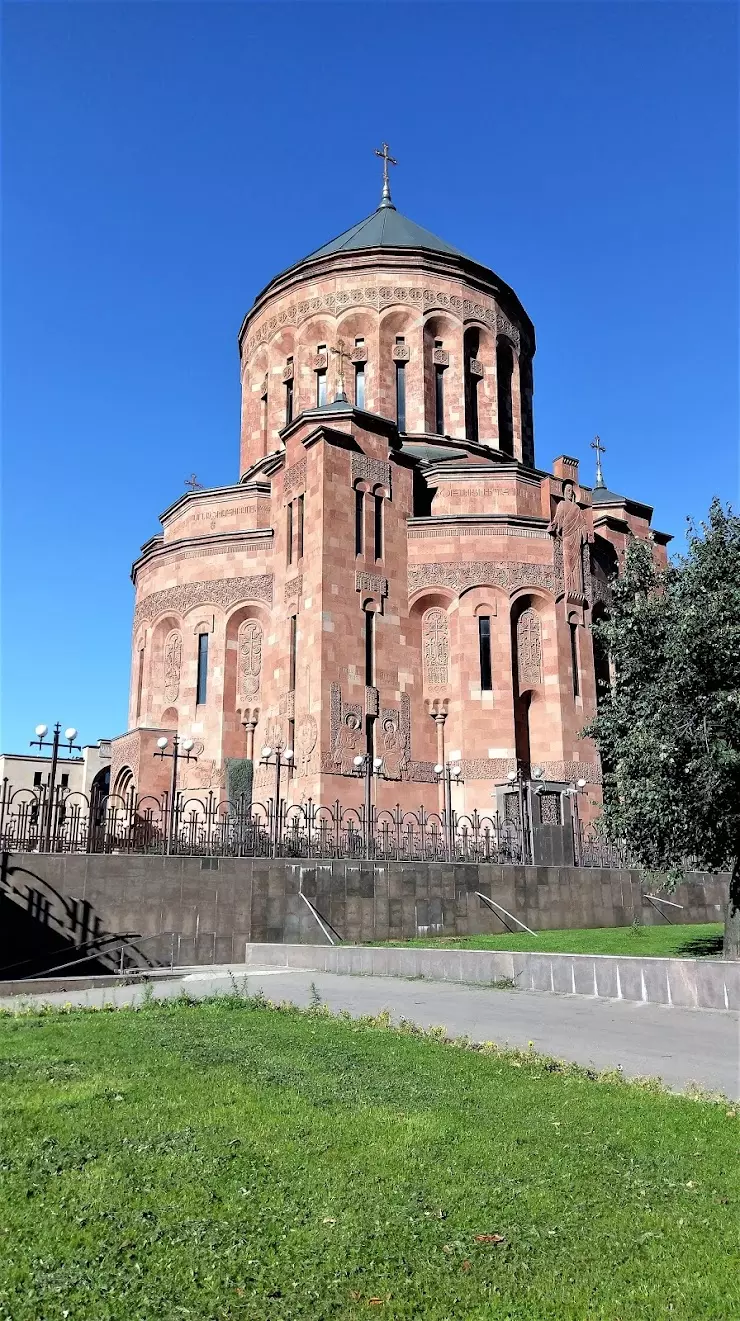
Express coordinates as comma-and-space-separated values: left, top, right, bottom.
675, 934, 725, 958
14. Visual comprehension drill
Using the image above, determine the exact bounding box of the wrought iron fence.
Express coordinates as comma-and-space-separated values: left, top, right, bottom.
0, 781, 528, 864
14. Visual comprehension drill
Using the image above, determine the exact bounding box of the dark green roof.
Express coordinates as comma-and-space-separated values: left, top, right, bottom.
297, 207, 472, 265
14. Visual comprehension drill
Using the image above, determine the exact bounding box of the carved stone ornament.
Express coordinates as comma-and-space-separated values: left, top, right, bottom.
282, 362, 294, 382
278, 691, 295, 718
245, 291, 521, 359
285, 574, 303, 603
350, 345, 367, 363
134, 575, 274, 630
312, 352, 328, 371
391, 344, 411, 361
365, 686, 379, 717
238, 620, 262, 700
163, 629, 182, 704
432, 348, 449, 367
516, 608, 542, 687
284, 457, 307, 496
379, 695, 411, 780
356, 570, 388, 598
295, 714, 317, 776
409, 561, 561, 599
469, 358, 484, 378
351, 454, 391, 492
422, 608, 449, 687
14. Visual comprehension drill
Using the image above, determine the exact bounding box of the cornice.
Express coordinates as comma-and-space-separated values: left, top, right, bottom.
159, 482, 271, 526
131, 527, 273, 583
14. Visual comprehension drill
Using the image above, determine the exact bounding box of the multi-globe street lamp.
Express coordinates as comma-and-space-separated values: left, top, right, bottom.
434, 760, 462, 859
153, 734, 198, 854
353, 753, 384, 856
30, 722, 81, 851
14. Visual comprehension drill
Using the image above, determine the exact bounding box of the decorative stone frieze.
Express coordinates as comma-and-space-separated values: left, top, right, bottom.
365, 686, 379, 717
134, 575, 273, 629
284, 457, 307, 497
408, 561, 561, 598
285, 575, 303, 603
351, 454, 391, 491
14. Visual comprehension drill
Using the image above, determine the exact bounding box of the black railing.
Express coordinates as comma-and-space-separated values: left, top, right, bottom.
0, 781, 527, 864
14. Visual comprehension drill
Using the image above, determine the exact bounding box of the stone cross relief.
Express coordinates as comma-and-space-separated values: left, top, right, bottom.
547, 484, 593, 597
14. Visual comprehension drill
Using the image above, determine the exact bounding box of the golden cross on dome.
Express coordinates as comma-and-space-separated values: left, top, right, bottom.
331, 337, 350, 402
374, 141, 397, 209
590, 436, 606, 490
184, 473, 202, 492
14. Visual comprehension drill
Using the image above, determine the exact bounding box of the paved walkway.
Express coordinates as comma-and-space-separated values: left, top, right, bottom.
8, 965, 739, 1098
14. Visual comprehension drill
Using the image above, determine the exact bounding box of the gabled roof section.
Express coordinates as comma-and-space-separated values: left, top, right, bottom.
298, 207, 471, 264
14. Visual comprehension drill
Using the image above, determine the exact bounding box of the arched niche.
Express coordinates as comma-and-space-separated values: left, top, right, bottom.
463, 322, 496, 443
409, 591, 455, 693
378, 308, 421, 432
296, 315, 334, 412
222, 602, 271, 759
268, 328, 296, 435
336, 309, 376, 410
148, 614, 182, 725
510, 591, 556, 770
422, 312, 459, 437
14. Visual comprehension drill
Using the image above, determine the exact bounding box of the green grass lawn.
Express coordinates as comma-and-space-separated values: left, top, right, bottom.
368, 922, 725, 959
1, 998, 737, 1320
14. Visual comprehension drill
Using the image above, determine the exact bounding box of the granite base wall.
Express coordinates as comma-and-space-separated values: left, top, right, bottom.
1, 853, 728, 974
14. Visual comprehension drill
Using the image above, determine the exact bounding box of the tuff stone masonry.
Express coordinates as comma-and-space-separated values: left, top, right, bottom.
111, 184, 670, 824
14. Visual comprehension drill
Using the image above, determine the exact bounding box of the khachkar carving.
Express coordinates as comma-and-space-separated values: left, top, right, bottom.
422, 609, 449, 686
163, 630, 182, 703
547, 487, 593, 599
237, 620, 262, 700
379, 695, 411, 780
351, 454, 391, 491
295, 715, 318, 776
284, 458, 306, 496
516, 608, 542, 687
244, 290, 521, 358
330, 682, 364, 774
134, 575, 273, 629
409, 561, 561, 598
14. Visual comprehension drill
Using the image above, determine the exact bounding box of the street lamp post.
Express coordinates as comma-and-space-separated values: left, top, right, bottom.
153, 735, 198, 854
259, 745, 293, 855
30, 723, 81, 851
568, 778, 588, 865
353, 753, 384, 857
434, 761, 462, 861
506, 763, 538, 865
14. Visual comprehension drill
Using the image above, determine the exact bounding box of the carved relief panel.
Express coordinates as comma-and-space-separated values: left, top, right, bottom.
238, 620, 263, 700
163, 630, 182, 704
422, 608, 449, 687
516, 608, 542, 688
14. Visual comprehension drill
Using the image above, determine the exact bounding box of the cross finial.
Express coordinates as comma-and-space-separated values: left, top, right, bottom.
330, 338, 350, 403
184, 473, 202, 492
590, 436, 606, 490
374, 141, 397, 210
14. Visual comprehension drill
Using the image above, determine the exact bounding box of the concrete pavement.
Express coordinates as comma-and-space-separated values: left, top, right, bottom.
6, 965, 739, 1099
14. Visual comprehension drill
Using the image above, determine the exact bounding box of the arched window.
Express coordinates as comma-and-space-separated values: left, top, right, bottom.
496, 337, 514, 456
464, 328, 480, 443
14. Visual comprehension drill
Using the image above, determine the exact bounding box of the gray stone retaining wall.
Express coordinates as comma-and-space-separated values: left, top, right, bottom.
244, 943, 740, 1011
1, 852, 728, 974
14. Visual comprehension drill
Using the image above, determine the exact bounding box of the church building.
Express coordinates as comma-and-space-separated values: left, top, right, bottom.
110, 150, 670, 826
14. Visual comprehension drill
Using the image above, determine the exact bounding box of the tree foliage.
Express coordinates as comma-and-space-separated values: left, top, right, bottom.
585, 500, 740, 952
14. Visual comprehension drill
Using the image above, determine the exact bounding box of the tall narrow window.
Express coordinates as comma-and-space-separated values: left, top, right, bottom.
286, 500, 293, 566
196, 633, 209, 706
354, 338, 365, 408
316, 344, 327, 407
289, 614, 298, 691
434, 340, 445, 435
496, 337, 514, 456
569, 618, 580, 697
33, 771, 42, 788
297, 493, 304, 558
355, 489, 364, 555
365, 609, 374, 686
260, 380, 268, 454
136, 647, 145, 719
395, 337, 406, 432
464, 329, 480, 443
285, 358, 294, 426
478, 616, 492, 692
374, 494, 383, 561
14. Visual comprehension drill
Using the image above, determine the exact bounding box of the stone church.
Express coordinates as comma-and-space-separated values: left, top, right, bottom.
110, 153, 670, 824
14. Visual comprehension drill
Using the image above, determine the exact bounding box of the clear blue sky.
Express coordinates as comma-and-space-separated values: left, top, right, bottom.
2, 2, 737, 754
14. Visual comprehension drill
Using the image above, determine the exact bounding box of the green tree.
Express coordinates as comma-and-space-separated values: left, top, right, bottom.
585, 500, 740, 956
